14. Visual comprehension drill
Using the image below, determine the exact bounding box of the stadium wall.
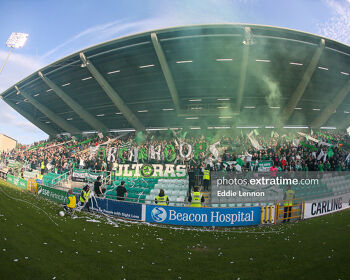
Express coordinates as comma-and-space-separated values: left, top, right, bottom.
0, 134, 17, 152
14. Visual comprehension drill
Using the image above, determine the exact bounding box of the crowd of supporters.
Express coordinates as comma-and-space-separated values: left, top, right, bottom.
1, 129, 350, 176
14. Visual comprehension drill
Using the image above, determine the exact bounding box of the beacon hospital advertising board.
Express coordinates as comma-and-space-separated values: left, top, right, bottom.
304, 193, 350, 219
145, 205, 261, 227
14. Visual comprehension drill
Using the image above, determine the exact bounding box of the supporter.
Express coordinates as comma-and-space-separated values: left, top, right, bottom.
94, 176, 105, 197
116, 181, 128, 201
3, 129, 350, 181
155, 189, 169, 206
188, 166, 195, 193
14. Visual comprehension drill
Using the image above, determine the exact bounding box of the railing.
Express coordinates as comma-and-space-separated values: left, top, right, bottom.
52, 169, 72, 187
101, 171, 112, 188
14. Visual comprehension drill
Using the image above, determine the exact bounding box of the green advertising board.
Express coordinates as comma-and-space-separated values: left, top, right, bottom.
37, 185, 67, 204
6, 174, 27, 190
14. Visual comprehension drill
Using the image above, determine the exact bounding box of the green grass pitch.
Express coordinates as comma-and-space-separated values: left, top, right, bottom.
0, 180, 349, 280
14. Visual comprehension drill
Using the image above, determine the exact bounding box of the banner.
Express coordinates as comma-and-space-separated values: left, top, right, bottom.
23, 170, 39, 180
89, 196, 142, 220
72, 169, 105, 182
304, 193, 350, 219
145, 205, 261, 227
6, 174, 27, 189
297, 132, 319, 143
113, 164, 186, 178
250, 161, 273, 172
37, 185, 67, 204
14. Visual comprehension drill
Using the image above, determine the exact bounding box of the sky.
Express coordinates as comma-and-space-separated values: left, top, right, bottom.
0, 0, 349, 144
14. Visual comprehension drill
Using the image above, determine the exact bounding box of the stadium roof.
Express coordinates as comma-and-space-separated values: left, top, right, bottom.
1, 24, 350, 137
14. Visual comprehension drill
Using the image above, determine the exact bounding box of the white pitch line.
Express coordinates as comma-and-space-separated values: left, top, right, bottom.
0, 185, 58, 227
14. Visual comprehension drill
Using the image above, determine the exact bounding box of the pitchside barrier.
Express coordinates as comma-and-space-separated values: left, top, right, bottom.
1, 174, 350, 227
6, 174, 28, 190
275, 198, 304, 224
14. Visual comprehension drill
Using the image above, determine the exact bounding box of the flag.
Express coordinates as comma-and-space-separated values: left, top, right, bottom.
271, 130, 274, 138
236, 158, 245, 166
346, 153, 350, 163
247, 131, 262, 150
327, 147, 334, 158
292, 139, 300, 147
134, 131, 145, 145
254, 129, 259, 136
120, 141, 131, 149
317, 149, 324, 161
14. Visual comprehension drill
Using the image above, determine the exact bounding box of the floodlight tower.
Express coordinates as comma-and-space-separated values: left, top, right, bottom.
0, 32, 29, 74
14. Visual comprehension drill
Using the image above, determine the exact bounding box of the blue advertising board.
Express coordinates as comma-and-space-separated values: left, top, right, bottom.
146, 205, 261, 227
90, 196, 142, 221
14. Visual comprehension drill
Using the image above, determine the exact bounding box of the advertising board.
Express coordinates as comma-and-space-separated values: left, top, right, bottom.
304, 193, 350, 219
37, 185, 67, 204
145, 205, 261, 227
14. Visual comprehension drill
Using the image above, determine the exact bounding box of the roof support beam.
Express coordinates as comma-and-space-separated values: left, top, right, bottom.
311, 79, 350, 128
38, 71, 108, 134
17, 87, 80, 134
3, 98, 60, 137
235, 27, 251, 112
79, 52, 145, 131
151, 32, 180, 112
280, 38, 325, 125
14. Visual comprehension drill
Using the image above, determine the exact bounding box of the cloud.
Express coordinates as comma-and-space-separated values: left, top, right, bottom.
41, 0, 247, 61
0, 50, 47, 143
0, 50, 44, 92
0, 100, 47, 144
318, 0, 350, 45
42, 17, 177, 61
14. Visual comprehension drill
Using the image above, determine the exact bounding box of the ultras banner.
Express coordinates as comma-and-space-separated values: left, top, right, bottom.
113, 164, 186, 178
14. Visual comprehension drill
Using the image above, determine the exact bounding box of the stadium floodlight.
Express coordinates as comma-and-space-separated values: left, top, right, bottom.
0, 32, 29, 75
6, 32, 29, 48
